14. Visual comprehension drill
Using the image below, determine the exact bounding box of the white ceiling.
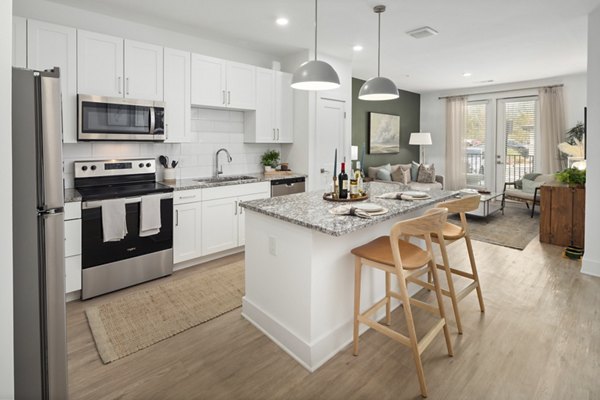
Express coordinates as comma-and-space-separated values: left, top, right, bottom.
49, 0, 600, 92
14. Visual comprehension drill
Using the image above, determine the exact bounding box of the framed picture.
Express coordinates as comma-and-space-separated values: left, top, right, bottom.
369, 112, 400, 154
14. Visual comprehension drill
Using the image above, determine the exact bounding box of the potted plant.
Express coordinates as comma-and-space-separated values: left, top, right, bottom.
555, 167, 586, 186
261, 149, 280, 172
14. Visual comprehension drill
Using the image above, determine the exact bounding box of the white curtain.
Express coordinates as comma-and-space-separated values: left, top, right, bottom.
445, 96, 467, 190
539, 86, 566, 173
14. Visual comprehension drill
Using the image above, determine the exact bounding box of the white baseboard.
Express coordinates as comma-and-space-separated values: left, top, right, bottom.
581, 256, 600, 277
173, 246, 244, 272
66, 290, 81, 302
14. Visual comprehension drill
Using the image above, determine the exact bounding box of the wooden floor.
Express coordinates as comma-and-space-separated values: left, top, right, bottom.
67, 237, 600, 400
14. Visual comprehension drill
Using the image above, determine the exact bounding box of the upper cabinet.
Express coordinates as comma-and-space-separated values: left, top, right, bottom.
78, 31, 163, 101
77, 30, 124, 97
191, 54, 256, 110
124, 40, 163, 101
28, 20, 78, 143
244, 69, 293, 143
163, 48, 193, 143
12, 17, 27, 68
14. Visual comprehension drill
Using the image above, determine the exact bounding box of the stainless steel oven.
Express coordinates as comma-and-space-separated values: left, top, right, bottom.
78, 94, 165, 141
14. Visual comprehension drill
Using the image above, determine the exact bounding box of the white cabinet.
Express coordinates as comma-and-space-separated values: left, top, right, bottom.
201, 197, 239, 255
12, 16, 27, 68
64, 202, 81, 294
27, 20, 78, 143
237, 191, 270, 246
173, 202, 203, 263
164, 48, 192, 143
77, 30, 124, 97
244, 69, 293, 143
124, 40, 163, 101
191, 54, 255, 110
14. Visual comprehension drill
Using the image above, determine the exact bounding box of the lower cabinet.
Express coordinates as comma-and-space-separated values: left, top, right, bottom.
64, 201, 82, 294
173, 182, 270, 264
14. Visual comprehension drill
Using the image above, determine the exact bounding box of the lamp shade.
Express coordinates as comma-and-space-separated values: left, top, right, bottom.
351, 146, 359, 160
358, 76, 399, 101
291, 60, 341, 91
409, 132, 432, 146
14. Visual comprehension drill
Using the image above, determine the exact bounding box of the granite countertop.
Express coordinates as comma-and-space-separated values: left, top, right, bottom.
240, 182, 458, 237
161, 172, 307, 191
64, 188, 82, 203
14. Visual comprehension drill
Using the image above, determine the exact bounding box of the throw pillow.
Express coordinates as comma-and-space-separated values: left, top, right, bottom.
410, 161, 420, 182
391, 168, 411, 184
367, 163, 392, 179
522, 178, 542, 194
376, 168, 392, 181
417, 163, 436, 183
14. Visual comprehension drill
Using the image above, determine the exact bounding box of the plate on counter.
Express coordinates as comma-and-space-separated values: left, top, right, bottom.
353, 202, 384, 212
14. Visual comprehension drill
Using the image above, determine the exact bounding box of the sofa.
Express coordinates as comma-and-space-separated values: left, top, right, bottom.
366, 162, 444, 190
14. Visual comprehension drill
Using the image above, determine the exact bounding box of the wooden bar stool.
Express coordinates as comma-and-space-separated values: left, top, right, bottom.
431, 195, 485, 335
351, 208, 453, 398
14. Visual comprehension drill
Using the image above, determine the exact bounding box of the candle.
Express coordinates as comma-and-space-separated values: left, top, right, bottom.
333, 148, 337, 178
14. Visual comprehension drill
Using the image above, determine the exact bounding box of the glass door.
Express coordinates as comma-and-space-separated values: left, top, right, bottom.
465, 101, 491, 189
495, 97, 539, 192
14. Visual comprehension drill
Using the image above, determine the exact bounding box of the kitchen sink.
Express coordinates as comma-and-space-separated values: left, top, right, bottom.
194, 175, 257, 184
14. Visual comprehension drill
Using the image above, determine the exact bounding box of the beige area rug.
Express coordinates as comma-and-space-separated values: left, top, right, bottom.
449, 202, 539, 250
85, 262, 244, 364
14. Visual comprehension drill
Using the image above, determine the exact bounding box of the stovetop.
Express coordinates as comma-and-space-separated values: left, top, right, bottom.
76, 182, 173, 201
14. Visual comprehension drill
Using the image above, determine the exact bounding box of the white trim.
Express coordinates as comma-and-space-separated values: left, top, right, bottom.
173, 246, 244, 272
581, 256, 600, 278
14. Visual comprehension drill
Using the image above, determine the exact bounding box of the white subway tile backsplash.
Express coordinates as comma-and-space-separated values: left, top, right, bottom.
61, 106, 281, 187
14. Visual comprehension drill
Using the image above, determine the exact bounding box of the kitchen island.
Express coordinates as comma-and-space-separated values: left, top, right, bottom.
240, 182, 456, 371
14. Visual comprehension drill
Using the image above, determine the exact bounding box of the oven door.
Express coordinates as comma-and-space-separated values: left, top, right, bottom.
78, 94, 166, 141
81, 196, 173, 269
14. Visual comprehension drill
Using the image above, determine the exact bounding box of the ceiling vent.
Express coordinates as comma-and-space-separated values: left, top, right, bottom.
406, 26, 438, 39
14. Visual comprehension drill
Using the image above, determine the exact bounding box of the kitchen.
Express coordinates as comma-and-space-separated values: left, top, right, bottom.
5, 0, 600, 399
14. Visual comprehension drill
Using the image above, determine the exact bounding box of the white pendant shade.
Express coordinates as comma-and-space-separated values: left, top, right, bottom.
358, 76, 398, 100
291, 60, 340, 91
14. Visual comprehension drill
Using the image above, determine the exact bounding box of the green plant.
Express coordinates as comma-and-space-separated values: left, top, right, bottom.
260, 149, 280, 167
566, 122, 585, 144
555, 167, 586, 186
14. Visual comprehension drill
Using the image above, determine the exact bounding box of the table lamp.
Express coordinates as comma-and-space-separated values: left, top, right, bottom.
409, 132, 432, 164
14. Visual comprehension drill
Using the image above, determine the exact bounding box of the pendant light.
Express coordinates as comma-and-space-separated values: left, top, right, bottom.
358, 5, 399, 101
291, 0, 340, 91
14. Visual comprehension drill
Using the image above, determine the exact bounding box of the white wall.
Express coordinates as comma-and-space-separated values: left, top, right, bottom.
420, 73, 587, 177
582, 7, 600, 277
1, 4, 13, 400
14, 0, 280, 68
63, 108, 281, 186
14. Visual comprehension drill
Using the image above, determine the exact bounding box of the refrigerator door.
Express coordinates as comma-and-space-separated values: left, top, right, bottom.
42, 211, 68, 399
38, 69, 64, 211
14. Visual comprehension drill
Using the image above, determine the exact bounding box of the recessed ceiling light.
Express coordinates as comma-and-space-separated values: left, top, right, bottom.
406, 26, 438, 39
353, 45, 363, 52
276, 17, 289, 26
463, 72, 472, 77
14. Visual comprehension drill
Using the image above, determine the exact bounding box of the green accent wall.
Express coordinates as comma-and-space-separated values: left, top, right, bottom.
352, 77, 421, 169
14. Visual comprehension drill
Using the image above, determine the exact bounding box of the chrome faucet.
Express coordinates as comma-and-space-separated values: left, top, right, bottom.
215, 148, 233, 177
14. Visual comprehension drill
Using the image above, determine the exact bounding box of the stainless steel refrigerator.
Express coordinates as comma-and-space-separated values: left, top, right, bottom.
12, 67, 68, 399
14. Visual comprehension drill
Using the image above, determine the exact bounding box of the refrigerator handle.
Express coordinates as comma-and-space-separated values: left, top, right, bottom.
38, 71, 65, 210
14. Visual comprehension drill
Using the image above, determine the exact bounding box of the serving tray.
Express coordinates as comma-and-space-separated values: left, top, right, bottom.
323, 193, 369, 202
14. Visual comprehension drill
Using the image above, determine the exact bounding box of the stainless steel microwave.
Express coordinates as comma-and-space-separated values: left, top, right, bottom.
78, 94, 165, 141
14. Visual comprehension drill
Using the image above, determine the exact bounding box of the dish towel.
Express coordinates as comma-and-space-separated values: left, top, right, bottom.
101, 198, 128, 242
139, 194, 162, 237
328, 205, 373, 219
377, 192, 431, 201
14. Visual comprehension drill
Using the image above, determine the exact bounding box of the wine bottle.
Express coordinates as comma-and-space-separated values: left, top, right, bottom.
355, 161, 364, 195
338, 162, 348, 199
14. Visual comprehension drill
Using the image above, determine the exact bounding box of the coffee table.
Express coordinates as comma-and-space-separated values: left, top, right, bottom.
465, 192, 504, 217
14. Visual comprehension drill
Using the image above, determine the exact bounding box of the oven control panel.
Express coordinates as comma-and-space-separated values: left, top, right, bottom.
74, 158, 156, 178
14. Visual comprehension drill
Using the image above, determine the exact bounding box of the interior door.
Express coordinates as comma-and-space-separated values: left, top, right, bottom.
315, 98, 346, 191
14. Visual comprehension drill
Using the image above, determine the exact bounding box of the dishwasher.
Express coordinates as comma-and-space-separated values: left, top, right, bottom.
270, 176, 306, 197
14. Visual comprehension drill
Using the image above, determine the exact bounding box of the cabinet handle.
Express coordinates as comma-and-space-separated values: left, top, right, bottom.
179, 195, 196, 200
273, 128, 276, 141
165, 123, 168, 140
175, 209, 179, 226
277, 128, 280, 141
118, 77, 122, 94
227, 91, 231, 105
234, 200, 238, 215
240, 204, 244, 214
126, 77, 130, 95
222, 90, 226, 105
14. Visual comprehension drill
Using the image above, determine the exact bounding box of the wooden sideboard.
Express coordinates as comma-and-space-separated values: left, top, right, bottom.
539, 182, 585, 247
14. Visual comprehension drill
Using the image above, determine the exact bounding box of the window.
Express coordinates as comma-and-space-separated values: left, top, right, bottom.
501, 99, 537, 183
466, 101, 487, 187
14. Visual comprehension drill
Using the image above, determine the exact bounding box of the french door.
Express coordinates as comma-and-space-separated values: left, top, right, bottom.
495, 97, 539, 192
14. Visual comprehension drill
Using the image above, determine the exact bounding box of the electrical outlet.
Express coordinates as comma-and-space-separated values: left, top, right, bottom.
268, 236, 277, 256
